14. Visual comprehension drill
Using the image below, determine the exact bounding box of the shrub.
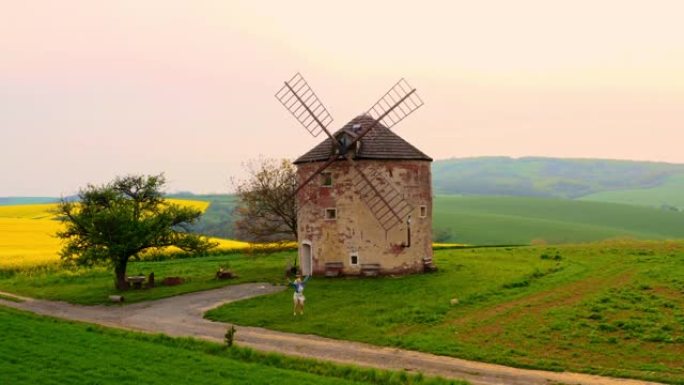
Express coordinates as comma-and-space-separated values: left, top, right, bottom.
225, 325, 237, 347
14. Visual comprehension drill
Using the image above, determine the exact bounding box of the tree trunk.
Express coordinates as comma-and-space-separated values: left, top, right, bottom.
114, 260, 129, 291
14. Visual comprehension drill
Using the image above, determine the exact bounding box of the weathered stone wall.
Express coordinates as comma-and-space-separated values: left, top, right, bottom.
296, 159, 432, 276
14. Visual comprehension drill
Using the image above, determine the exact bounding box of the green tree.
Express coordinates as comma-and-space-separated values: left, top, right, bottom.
233, 158, 297, 242
55, 174, 216, 290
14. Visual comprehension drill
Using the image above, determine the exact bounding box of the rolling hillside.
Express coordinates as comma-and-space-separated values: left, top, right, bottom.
579, 173, 684, 210
432, 195, 684, 245
5, 156, 684, 246
432, 157, 684, 205
170, 194, 239, 238
182, 193, 684, 246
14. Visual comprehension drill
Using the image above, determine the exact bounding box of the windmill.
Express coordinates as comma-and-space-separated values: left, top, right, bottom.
275, 73, 432, 276
276, 73, 424, 231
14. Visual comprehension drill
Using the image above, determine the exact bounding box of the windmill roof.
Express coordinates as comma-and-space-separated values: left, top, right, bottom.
293, 115, 432, 164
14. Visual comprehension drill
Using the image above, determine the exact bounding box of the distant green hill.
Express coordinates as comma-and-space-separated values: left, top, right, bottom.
432, 195, 684, 245
579, 174, 684, 210
180, 193, 684, 246
432, 157, 684, 204
0, 197, 57, 206
168, 193, 238, 239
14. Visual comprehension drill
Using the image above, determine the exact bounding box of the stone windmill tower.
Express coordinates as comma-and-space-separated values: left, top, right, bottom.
276, 74, 433, 277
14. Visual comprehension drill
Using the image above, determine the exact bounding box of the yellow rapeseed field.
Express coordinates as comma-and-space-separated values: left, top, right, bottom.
0, 217, 63, 268
0, 199, 239, 269
166, 198, 210, 212
0, 203, 58, 220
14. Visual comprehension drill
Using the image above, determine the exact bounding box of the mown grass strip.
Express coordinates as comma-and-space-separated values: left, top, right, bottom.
0, 306, 466, 385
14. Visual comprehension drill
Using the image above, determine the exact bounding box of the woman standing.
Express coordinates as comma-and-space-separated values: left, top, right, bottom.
290, 274, 310, 316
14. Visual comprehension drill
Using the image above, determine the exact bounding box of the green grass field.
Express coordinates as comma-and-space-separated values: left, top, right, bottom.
433, 195, 684, 245
580, 174, 684, 210
207, 241, 684, 384
0, 252, 292, 305
2, 242, 683, 383
0, 306, 462, 385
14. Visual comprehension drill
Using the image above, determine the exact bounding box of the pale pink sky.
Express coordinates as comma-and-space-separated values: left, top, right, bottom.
1, 1, 683, 195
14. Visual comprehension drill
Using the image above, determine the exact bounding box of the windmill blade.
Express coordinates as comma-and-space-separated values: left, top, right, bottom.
362, 78, 424, 142
336, 78, 424, 150
276, 73, 342, 199
367, 78, 424, 130
275, 73, 336, 140
349, 158, 413, 231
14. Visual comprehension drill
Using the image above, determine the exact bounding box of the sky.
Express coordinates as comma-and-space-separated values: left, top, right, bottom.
1, 0, 683, 196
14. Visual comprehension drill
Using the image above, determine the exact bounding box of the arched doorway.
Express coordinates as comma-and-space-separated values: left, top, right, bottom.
300, 241, 313, 276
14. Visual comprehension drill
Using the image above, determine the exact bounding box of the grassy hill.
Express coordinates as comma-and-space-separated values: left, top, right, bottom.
182, 157, 682, 244
169, 194, 239, 239
432, 157, 684, 202
579, 174, 684, 210
173, 193, 684, 245
433, 195, 684, 245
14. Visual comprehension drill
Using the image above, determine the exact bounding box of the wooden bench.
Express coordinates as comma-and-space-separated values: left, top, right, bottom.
324, 262, 344, 277
360, 263, 381, 277
126, 275, 146, 289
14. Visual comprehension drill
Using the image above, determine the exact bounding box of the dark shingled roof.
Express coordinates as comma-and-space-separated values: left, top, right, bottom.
293, 115, 432, 164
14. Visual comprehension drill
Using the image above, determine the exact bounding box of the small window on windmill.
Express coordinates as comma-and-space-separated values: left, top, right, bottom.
350, 252, 359, 266
321, 172, 333, 187
420, 205, 427, 218
325, 208, 337, 220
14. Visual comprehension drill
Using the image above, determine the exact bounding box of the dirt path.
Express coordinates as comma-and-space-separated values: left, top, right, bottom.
0, 286, 661, 385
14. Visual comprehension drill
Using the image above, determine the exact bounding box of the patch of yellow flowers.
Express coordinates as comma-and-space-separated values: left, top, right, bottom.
0, 200, 244, 269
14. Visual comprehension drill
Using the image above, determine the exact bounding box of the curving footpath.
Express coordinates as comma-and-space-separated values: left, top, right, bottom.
0, 285, 662, 385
